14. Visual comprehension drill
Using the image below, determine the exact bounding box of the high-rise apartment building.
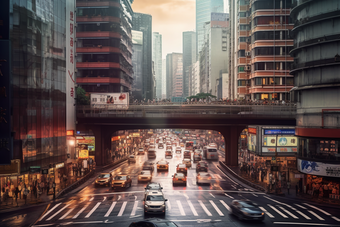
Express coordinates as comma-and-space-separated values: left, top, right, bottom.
162, 59, 166, 99
132, 13, 153, 100
182, 31, 196, 97
152, 32, 163, 99
132, 30, 143, 100
166, 53, 183, 99
196, 0, 224, 56
229, 0, 294, 100
76, 0, 134, 94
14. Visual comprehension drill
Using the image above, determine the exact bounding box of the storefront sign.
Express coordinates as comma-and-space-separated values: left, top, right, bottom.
56, 163, 65, 169
264, 129, 295, 135
263, 136, 276, 146
79, 149, 89, 159
30, 166, 41, 174
130, 133, 140, 137
0, 159, 20, 176
111, 136, 120, 141
248, 128, 257, 134
277, 136, 297, 146
298, 159, 340, 177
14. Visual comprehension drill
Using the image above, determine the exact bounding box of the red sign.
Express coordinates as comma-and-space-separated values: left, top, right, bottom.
248, 127, 257, 134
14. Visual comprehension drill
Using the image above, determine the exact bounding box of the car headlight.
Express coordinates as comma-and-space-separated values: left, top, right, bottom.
144, 205, 149, 208
242, 211, 249, 215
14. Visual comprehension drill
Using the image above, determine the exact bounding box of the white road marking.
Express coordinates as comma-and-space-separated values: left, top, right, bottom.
294, 204, 307, 209
46, 203, 71, 221
210, 200, 224, 216
166, 200, 171, 211
177, 200, 186, 216
130, 201, 138, 216
259, 206, 275, 218
268, 204, 288, 218
192, 179, 196, 186
209, 193, 215, 198
214, 163, 238, 185
308, 211, 325, 221
215, 174, 222, 179
252, 193, 258, 197
219, 200, 231, 212
104, 201, 117, 217
117, 201, 127, 216
224, 193, 234, 199
277, 205, 299, 219
231, 185, 237, 189
72, 204, 89, 219
183, 193, 189, 200
118, 195, 121, 200
303, 203, 331, 216
187, 200, 198, 216
85, 202, 101, 218
332, 216, 340, 222
38, 203, 62, 221
59, 208, 75, 220
89, 197, 94, 201
102, 197, 106, 202
199, 200, 212, 216
273, 222, 340, 226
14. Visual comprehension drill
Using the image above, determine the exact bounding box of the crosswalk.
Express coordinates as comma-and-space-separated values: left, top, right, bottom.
37, 196, 340, 223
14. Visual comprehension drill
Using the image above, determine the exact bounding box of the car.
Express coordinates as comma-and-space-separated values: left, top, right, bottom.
172, 172, 187, 186
180, 142, 184, 147
138, 148, 145, 155
182, 158, 192, 168
196, 172, 212, 185
193, 152, 202, 162
142, 161, 154, 172
157, 160, 169, 171
144, 182, 163, 195
166, 145, 172, 151
129, 218, 178, 227
175, 147, 182, 154
128, 155, 136, 163
176, 164, 187, 175
172, 141, 177, 146
111, 174, 132, 189
229, 200, 265, 221
158, 143, 164, 149
138, 170, 152, 183
196, 161, 208, 172
95, 172, 112, 187
165, 150, 173, 158
147, 149, 157, 159
144, 191, 167, 215
183, 150, 191, 159
149, 144, 156, 150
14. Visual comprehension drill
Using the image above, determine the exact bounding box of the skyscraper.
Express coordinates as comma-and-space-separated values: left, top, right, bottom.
132, 30, 144, 100
152, 32, 163, 99
182, 31, 196, 97
132, 13, 153, 100
196, 0, 224, 56
166, 53, 183, 99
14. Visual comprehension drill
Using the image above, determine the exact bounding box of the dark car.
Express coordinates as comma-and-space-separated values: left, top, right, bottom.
142, 161, 154, 172
129, 218, 178, 227
183, 150, 191, 159
176, 163, 187, 175
193, 152, 202, 162
196, 161, 208, 173
165, 150, 173, 158
158, 143, 164, 149
230, 200, 265, 221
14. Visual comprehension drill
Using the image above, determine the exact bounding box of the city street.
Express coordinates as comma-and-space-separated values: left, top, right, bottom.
3, 140, 336, 227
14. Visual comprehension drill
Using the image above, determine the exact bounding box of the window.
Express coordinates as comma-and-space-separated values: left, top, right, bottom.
239, 37, 247, 42
239, 66, 245, 72
238, 80, 247, 86
239, 25, 250, 30
255, 78, 262, 85
238, 50, 245, 57
282, 77, 294, 85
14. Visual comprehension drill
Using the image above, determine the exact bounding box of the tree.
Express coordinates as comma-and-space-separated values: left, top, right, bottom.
187, 92, 216, 100
76, 87, 90, 105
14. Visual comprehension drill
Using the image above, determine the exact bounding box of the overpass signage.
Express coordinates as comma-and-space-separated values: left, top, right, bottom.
264, 129, 295, 135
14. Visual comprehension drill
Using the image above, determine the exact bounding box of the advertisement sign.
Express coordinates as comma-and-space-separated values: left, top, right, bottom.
298, 159, 340, 177
263, 136, 276, 146
79, 149, 89, 159
91, 93, 129, 110
264, 129, 295, 135
66, 0, 75, 132
0, 159, 20, 176
248, 127, 257, 134
277, 136, 297, 146
248, 134, 256, 152
262, 147, 276, 152
30, 166, 41, 174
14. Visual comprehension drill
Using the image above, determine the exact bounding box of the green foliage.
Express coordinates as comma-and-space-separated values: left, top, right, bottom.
76, 86, 90, 105
187, 92, 216, 100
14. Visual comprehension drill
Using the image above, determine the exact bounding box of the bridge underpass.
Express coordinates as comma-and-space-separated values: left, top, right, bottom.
76, 107, 296, 167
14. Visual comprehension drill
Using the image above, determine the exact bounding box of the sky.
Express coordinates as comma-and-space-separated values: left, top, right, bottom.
132, 0, 196, 59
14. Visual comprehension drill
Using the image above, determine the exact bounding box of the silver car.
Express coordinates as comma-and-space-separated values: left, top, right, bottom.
144, 191, 167, 215
196, 172, 212, 185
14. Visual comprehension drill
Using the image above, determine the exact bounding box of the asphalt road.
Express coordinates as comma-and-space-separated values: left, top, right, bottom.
3, 140, 340, 227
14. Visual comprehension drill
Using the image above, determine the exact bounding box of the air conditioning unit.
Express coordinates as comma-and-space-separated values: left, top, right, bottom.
75, 69, 78, 73
246, 51, 251, 56
245, 65, 251, 71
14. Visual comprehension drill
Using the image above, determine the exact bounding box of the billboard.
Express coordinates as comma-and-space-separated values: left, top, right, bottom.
277, 136, 297, 146
90, 93, 129, 110
298, 159, 340, 177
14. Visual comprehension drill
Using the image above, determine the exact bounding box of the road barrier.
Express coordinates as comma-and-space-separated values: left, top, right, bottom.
329, 194, 340, 200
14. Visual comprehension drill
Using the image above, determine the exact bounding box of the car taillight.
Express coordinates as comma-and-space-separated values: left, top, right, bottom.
177, 168, 179, 171
208, 177, 212, 180
185, 168, 187, 170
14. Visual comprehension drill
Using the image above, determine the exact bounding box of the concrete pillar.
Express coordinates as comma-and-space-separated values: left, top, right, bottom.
92, 126, 111, 166
220, 126, 245, 167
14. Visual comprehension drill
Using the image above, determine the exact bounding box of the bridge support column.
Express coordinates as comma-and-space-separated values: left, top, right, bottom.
220, 126, 244, 167
92, 126, 111, 166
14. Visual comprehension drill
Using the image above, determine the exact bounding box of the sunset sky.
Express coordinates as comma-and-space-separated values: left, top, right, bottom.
132, 0, 196, 59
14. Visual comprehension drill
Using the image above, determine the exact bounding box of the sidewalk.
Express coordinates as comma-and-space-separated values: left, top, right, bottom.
221, 162, 340, 208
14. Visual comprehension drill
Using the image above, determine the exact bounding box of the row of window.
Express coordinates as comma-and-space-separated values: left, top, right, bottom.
238, 62, 293, 72
237, 77, 294, 86
238, 46, 293, 57
77, 8, 120, 18
252, 31, 290, 41
251, 0, 293, 12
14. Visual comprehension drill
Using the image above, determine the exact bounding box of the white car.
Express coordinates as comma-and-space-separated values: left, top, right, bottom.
182, 158, 192, 168
196, 172, 212, 185
128, 155, 136, 163
138, 170, 152, 183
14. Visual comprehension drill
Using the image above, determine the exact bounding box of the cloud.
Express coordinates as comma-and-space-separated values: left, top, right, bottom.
132, 0, 195, 58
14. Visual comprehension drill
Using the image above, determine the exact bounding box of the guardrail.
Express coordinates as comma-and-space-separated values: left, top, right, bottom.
218, 161, 267, 192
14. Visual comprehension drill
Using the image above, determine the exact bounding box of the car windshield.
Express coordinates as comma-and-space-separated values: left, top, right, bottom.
175, 173, 185, 177
208, 149, 217, 152
158, 161, 167, 164
240, 201, 256, 208
98, 174, 110, 178
146, 195, 164, 201
114, 176, 127, 180
157, 223, 177, 227
147, 184, 161, 190
140, 171, 151, 175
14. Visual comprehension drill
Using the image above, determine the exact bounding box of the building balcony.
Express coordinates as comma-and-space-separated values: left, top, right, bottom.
237, 72, 249, 80
248, 86, 294, 93
238, 42, 248, 50
251, 56, 294, 64
250, 70, 293, 78
76, 77, 131, 89
250, 40, 294, 49
77, 62, 120, 69
239, 31, 249, 37
239, 18, 250, 24
76, 1, 120, 8
76, 46, 120, 54
251, 9, 291, 19
76, 31, 121, 39
77, 16, 120, 23
239, 5, 249, 12
250, 24, 294, 34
